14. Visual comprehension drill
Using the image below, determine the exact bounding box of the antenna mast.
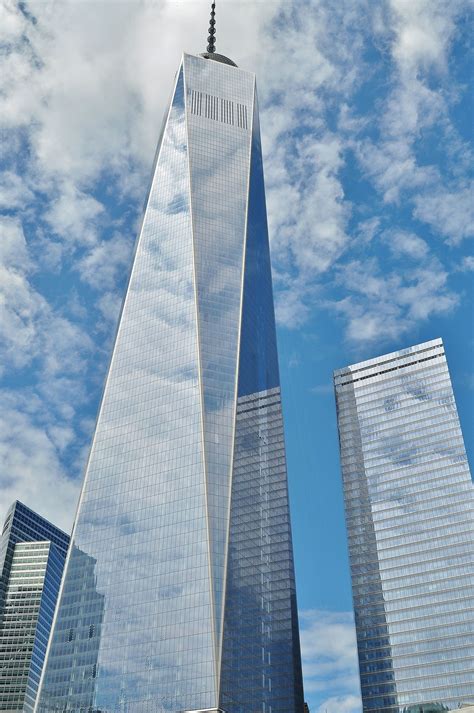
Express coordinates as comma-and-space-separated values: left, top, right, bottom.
207, 2, 216, 54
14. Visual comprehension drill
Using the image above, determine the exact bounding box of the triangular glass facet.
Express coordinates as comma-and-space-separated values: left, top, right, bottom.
183, 54, 255, 656
219, 87, 305, 711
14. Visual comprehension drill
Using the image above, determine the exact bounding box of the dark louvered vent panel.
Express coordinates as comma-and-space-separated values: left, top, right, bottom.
189, 89, 248, 130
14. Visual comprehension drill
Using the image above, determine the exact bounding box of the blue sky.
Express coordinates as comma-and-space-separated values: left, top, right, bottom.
0, 1, 473, 711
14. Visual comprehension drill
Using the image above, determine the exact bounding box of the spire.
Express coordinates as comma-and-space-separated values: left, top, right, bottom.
206, 2, 216, 54
201, 0, 237, 67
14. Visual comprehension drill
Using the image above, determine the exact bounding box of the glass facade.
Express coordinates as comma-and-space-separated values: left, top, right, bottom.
334, 338, 474, 713
36, 53, 304, 713
0, 502, 69, 610
0, 502, 69, 712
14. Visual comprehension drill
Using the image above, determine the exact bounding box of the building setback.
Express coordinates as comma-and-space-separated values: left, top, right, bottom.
0, 502, 69, 712
334, 338, 474, 712
36, 47, 304, 713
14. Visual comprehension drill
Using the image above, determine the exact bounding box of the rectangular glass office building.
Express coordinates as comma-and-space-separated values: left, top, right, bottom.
36, 51, 304, 713
0, 542, 65, 713
334, 338, 474, 712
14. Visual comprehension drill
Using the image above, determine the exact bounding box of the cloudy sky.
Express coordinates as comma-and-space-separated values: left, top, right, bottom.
1, 0, 473, 710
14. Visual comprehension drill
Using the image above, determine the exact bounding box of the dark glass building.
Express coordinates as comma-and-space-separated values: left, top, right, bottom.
0, 502, 69, 712
334, 338, 474, 712
36, 50, 304, 713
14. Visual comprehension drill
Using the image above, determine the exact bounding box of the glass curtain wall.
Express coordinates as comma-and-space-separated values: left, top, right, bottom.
0, 542, 64, 712
334, 338, 474, 712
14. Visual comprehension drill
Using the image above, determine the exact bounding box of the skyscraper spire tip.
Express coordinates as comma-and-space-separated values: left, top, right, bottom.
207, 1, 216, 54
201, 0, 237, 66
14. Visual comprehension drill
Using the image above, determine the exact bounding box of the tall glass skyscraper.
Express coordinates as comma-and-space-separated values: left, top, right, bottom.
36, 50, 304, 713
334, 338, 474, 712
0, 502, 69, 712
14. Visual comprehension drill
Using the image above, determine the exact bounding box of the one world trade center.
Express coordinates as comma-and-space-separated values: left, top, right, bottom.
36, 6, 305, 712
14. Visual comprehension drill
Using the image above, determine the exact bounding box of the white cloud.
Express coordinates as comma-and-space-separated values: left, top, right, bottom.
389, 0, 461, 74
355, 137, 439, 205
0, 216, 91, 526
413, 184, 474, 244
258, 3, 368, 325
458, 255, 474, 272
97, 292, 123, 325
46, 424, 75, 453
275, 283, 311, 330
353, 0, 471, 249
77, 233, 132, 290
44, 182, 105, 246
0, 171, 34, 210
300, 610, 361, 710
96, 290, 123, 327
333, 256, 458, 344
0, 216, 43, 370
0, 263, 42, 371
352, 0, 453, 203
0, 214, 93, 414
0, 0, 26, 43
398, 259, 458, 320
0, 215, 31, 268
0, 391, 79, 532
384, 229, 429, 259
316, 694, 362, 713
355, 217, 381, 245
279, 133, 350, 275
